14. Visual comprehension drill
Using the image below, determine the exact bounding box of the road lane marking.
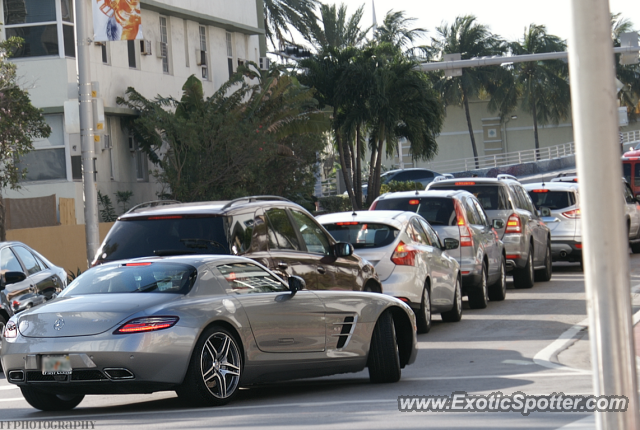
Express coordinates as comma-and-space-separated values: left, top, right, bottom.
0, 385, 18, 391
533, 317, 589, 370
0, 397, 24, 402
406, 371, 591, 381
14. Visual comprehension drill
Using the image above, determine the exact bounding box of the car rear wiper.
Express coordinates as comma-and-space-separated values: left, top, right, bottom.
179, 238, 226, 250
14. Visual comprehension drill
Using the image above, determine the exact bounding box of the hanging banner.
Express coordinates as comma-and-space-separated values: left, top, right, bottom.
93, 0, 143, 41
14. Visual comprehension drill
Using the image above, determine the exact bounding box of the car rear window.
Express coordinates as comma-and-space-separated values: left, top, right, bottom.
429, 184, 510, 210
527, 190, 576, 210
374, 197, 456, 226
323, 222, 399, 249
59, 262, 197, 295
96, 216, 230, 262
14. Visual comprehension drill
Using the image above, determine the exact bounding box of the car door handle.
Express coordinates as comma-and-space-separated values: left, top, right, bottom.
317, 266, 326, 274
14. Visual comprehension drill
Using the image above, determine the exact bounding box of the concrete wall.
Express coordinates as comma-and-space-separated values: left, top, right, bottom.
7, 223, 115, 274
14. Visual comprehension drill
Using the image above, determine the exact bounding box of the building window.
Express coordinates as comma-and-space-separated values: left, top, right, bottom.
159, 16, 169, 74
101, 42, 109, 64
4, 0, 75, 58
199, 25, 208, 79
18, 115, 66, 181
129, 132, 147, 181
106, 117, 115, 180
127, 40, 136, 68
183, 20, 189, 67
226, 32, 233, 78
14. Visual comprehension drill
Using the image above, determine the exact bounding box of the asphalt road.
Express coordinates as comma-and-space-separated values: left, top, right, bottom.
2, 256, 640, 429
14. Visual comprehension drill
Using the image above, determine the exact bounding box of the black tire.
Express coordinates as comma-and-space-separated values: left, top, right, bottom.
632, 242, 640, 254
441, 276, 462, 322
20, 387, 84, 411
368, 311, 401, 383
415, 285, 432, 334
513, 246, 535, 289
468, 263, 489, 309
176, 325, 243, 407
535, 242, 553, 282
488, 255, 507, 301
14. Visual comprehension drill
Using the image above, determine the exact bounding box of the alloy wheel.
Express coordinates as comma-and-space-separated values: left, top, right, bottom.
455, 279, 462, 315
200, 332, 241, 399
423, 288, 431, 323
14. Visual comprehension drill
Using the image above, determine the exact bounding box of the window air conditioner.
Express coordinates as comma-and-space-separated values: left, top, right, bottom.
259, 57, 270, 70
140, 40, 152, 55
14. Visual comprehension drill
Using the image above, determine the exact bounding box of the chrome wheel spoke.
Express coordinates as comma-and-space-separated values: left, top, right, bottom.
200, 332, 241, 399
214, 371, 227, 398
218, 336, 231, 360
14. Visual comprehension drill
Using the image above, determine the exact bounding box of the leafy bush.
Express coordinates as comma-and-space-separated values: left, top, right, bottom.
318, 195, 351, 213
380, 180, 424, 195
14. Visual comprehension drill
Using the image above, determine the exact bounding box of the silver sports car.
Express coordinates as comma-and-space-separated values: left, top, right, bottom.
1, 255, 417, 411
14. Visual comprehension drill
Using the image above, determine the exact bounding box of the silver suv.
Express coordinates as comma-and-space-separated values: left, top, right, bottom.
370, 190, 506, 308
427, 177, 552, 289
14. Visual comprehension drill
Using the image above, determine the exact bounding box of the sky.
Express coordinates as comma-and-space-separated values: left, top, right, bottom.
313, 0, 640, 45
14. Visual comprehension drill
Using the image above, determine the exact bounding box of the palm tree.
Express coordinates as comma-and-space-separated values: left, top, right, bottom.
374, 10, 428, 58
612, 14, 640, 123
263, 0, 319, 48
499, 25, 571, 154
303, 3, 369, 51
430, 15, 506, 167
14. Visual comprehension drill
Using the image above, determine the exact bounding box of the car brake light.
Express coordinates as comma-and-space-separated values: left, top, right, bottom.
409, 199, 420, 205
114, 317, 179, 334
369, 201, 378, 210
575, 243, 583, 249
391, 241, 417, 266
12, 300, 18, 307
336, 222, 359, 226
531, 189, 549, 193
455, 181, 476, 186
562, 209, 581, 219
454, 200, 473, 247
3, 321, 17, 338
147, 215, 183, 220
505, 214, 522, 234
124, 262, 153, 266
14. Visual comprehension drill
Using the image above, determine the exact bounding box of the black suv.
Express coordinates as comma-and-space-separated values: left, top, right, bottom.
93, 197, 381, 292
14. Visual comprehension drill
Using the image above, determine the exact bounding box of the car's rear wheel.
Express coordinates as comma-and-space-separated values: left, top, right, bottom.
176, 325, 242, 406
468, 263, 489, 309
415, 285, 431, 334
488, 255, 507, 301
368, 311, 401, 383
514, 247, 535, 289
20, 387, 84, 411
441, 276, 462, 322
535, 242, 553, 282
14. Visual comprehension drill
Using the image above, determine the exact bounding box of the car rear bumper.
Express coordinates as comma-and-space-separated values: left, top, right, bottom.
550, 240, 583, 262
381, 266, 422, 307
502, 233, 527, 271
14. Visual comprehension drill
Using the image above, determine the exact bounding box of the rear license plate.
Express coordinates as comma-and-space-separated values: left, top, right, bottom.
42, 355, 72, 375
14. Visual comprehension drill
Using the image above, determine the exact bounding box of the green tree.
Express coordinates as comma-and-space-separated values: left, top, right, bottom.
263, 0, 319, 48
497, 24, 570, 154
374, 10, 427, 55
117, 65, 328, 203
612, 13, 640, 123
430, 15, 506, 167
303, 3, 369, 51
0, 37, 51, 240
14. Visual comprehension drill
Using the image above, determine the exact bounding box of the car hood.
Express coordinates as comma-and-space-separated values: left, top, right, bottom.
17, 294, 176, 338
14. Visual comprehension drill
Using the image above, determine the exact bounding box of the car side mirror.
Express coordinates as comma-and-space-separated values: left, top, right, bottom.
492, 219, 505, 229
287, 275, 306, 296
0, 271, 27, 291
334, 242, 354, 258
443, 238, 459, 250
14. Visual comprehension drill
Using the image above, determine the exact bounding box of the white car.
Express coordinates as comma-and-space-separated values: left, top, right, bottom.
317, 211, 462, 334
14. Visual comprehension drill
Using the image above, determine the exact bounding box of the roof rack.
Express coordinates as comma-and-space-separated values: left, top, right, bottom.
497, 174, 519, 182
126, 200, 181, 214
221, 195, 292, 210
432, 174, 454, 183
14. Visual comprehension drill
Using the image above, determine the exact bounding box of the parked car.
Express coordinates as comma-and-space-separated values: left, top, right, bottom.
1, 255, 417, 411
92, 196, 382, 293
369, 190, 506, 308
427, 176, 552, 288
359, 168, 442, 198
0, 242, 66, 336
317, 210, 462, 333
527, 179, 640, 256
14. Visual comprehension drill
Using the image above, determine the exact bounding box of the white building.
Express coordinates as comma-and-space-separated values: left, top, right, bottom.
1, 0, 265, 225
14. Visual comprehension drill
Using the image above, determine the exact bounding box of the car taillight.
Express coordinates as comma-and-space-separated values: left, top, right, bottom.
4, 321, 17, 338
505, 214, 522, 234
369, 201, 378, 210
454, 200, 473, 247
562, 209, 581, 219
114, 317, 179, 334
391, 241, 417, 266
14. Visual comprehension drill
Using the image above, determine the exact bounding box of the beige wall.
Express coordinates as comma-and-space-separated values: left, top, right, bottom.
7, 223, 115, 274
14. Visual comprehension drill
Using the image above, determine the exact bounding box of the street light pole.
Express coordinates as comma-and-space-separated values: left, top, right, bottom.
567, 1, 640, 429
75, 0, 100, 266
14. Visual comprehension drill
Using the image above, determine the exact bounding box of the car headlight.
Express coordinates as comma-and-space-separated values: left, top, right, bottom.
3, 321, 17, 339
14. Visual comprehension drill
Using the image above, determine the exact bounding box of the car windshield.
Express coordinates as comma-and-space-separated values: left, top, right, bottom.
527, 191, 576, 210
429, 184, 510, 210
96, 216, 230, 262
59, 262, 197, 296
374, 197, 456, 226
323, 222, 399, 249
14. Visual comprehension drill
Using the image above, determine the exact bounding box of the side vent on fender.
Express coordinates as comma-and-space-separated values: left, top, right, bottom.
335, 316, 356, 349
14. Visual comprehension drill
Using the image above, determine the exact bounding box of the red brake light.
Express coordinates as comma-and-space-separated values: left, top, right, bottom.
124, 262, 153, 266
147, 215, 183, 220
336, 222, 359, 226
505, 213, 522, 234
454, 200, 473, 247
114, 317, 179, 334
369, 201, 378, 210
455, 181, 476, 186
391, 241, 417, 266
409, 199, 420, 205
531, 189, 549, 193
562, 209, 581, 219
575, 243, 583, 249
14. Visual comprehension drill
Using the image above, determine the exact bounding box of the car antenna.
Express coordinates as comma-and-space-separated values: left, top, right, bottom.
415, 181, 420, 195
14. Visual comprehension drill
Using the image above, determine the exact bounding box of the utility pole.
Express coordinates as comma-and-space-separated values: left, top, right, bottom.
567, 1, 640, 429
75, 0, 100, 266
